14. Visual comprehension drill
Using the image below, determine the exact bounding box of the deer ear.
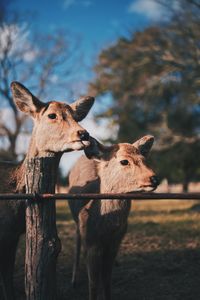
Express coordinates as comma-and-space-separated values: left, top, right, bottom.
70, 96, 95, 122
133, 135, 154, 157
11, 81, 46, 117
84, 137, 110, 161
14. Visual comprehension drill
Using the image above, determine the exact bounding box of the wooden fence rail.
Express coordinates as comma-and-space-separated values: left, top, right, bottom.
1, 192, 200, 200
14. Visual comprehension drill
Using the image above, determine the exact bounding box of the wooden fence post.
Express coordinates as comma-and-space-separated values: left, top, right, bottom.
25, 157, 61, 300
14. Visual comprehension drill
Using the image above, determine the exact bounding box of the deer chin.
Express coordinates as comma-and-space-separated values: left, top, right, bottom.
127, 186, 157, 193
81, 140, 90, 147
138, 185, 157, 192
61, 140, 90, 152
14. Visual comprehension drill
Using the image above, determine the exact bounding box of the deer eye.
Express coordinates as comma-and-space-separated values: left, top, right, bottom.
120, 160, 129, 166
48, 113, 57, 119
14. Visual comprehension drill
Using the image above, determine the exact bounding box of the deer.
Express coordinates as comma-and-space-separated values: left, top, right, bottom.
68, 136, 159, 300
0, 81, 95, 300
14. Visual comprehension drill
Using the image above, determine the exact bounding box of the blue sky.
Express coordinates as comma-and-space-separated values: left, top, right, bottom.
11, 0, 153, 64
12, 0, 150, 42
10, 0, 165, 98
8, 0, 168, 173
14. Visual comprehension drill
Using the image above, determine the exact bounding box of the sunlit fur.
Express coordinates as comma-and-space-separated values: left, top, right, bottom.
68, 137, 158, 300
0, 82, 94, 300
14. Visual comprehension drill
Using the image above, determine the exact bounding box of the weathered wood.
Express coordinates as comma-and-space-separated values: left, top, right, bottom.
25, 157, 61, 300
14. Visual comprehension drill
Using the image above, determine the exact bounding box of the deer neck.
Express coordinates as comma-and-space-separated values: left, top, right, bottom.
15, 128, 61, 192
26, 127, 60, 159
99, 185, 131, 216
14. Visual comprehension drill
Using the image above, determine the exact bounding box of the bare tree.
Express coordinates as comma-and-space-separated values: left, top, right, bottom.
0, 21, 83, 160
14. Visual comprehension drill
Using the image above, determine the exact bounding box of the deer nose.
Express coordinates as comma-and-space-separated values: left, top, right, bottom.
150, 175, 160, 187
78, 130, 90, 141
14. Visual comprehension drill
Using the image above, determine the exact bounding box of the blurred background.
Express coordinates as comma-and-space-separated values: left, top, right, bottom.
0, 0, 200, 191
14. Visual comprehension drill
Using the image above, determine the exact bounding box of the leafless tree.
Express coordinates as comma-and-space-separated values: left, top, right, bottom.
0, 21, 83, 160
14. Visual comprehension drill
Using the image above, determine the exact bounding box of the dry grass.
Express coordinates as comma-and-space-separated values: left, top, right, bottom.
14, 199, 200, 300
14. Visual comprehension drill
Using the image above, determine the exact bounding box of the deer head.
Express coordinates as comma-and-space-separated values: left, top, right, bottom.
11, 82, 94, 158
84, 136, 159, 193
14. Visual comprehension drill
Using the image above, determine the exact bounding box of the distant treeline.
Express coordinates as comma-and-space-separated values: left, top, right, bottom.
89, 0, 200, 191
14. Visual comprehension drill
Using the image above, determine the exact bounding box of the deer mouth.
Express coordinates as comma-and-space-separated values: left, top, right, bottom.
61, 140, 90, 152
74, 140, 90, 148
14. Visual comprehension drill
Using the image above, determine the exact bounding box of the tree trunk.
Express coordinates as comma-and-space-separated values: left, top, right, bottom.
182, 176, 189, 192
182, 181, 189, 192
25, 157, 61, 300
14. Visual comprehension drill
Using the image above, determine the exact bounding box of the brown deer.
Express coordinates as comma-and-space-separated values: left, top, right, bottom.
68, 136, 159, 300
0, 81, 94, 300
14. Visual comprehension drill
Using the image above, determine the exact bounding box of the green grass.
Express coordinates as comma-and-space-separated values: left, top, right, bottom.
15, 200, 200, 300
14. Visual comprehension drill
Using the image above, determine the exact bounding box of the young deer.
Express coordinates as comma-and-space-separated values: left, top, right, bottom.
0, 81, 94, 300
68, 136, 159, 300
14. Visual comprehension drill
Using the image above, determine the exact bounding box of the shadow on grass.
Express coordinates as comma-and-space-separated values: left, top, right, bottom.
56, 201, 73, 222
110, 248, 200, 300
190, 204, 200, 212
14, 238, 200, 300
57, 248, 200, 300
13, 202, 200, 300
57, 210, 72, 222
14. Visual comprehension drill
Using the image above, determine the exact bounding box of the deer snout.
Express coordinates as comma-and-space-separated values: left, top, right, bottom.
78, 130, 90, 141
150, 175, 160, 188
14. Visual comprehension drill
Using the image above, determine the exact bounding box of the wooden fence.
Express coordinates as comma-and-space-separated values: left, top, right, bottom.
1, 156, 200, 299
1, 191, 200, 300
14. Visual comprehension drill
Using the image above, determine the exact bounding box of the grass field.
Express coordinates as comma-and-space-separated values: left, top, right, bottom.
14, 199, 200, 300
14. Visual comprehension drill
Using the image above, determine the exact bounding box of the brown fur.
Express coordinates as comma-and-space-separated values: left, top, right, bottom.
68, 136, 158, 300
0, 81, 94, 300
